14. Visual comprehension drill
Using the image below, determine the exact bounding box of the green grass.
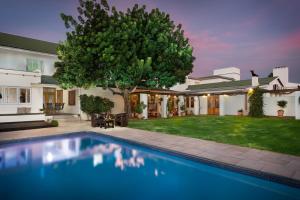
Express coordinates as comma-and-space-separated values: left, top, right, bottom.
128, 116, 300, 156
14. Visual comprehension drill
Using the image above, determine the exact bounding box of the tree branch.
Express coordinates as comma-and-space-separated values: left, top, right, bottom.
108, 87, 123, 96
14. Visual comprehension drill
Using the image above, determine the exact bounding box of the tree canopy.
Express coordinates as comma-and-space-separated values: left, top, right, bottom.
54, 0, 194, 90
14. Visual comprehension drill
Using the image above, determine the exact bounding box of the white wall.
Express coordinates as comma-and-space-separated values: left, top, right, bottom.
295, 92, 300, 120
62, 88, 81, 115
213, 67, 241, 80
263, 93, 295, 116
199, 96, 208, 115
0, 46, 58, 75
0, 69, 43, 114
0, 114, 45, 123
224, 94, 245, 115
140, 93, 148, 119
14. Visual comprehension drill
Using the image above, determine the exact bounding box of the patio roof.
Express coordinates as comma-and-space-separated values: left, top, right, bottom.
41, 75, 58, 85
130, 88, 181, 95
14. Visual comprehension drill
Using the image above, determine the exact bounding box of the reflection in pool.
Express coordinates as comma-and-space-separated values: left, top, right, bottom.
0, 132, 299, 200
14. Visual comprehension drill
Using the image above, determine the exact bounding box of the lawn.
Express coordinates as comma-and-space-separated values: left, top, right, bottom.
128, 116, 300, 156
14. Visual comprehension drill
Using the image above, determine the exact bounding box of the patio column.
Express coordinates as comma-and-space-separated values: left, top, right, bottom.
161, 95, 168, 118
219, 95, 225, 116
178, 95, 184, 116
140, 93, 148, 119
295, 91, 300, 120
193, 96, 200, 115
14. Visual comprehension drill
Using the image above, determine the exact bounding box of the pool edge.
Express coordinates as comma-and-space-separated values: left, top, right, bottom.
1, 130, 300, 189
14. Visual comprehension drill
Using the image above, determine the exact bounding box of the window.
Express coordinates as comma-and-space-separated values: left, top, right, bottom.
0, 87, 31, 104
5, 88, 17, 103
26, 58, 44, 73
68, 90, 76, 106
273, 84, 279, 90
19, 88, 31, 103
186, 97, 189, 108
191, 97, 194, 108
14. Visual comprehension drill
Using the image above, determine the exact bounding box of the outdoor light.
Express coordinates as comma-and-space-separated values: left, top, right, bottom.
248, 88, 254, 95
207, 94, 211, 96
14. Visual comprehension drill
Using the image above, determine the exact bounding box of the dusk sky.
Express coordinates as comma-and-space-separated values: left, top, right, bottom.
1, 0, 300, 82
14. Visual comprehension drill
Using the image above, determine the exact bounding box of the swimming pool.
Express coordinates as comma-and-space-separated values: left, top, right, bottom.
0, 132, 299, 200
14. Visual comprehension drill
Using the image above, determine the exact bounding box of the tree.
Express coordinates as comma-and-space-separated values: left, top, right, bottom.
54, 0, 194, 114
248, 87, 264, 117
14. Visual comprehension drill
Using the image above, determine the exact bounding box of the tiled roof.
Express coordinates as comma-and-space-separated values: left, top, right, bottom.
0, 32, 58, 55
41, 75, 58, 85
187, 77, 277, 92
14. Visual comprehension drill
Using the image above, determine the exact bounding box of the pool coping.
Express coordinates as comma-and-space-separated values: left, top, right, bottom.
1, 130, 300, 189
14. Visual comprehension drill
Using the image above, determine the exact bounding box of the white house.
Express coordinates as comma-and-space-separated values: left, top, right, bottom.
172, 66, 300, 118
0, 32, 124, 123
0, 32, 299, 124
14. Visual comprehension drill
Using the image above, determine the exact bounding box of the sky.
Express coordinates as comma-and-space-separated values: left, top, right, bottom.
0, 0, 300, 82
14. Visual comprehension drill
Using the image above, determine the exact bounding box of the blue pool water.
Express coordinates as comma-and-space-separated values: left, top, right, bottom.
0, 132, 299, 200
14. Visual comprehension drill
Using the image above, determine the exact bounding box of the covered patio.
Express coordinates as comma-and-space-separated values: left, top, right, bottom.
129, 88, 200, 119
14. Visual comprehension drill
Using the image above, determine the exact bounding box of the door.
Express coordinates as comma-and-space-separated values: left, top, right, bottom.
207, 95, 219, 115
56, 90, 63, 103
43, 87, 56, 104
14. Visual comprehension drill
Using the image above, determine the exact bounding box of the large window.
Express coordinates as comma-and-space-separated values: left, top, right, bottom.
6, 88, 17, 103
19, 88, 31, 103
0, 87, 31, 104
26, 58, 44, 73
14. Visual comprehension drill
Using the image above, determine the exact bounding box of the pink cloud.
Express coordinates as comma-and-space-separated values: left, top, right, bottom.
251, 29, 300, 61
185, 31, 233, 54
277, 29, 300, 53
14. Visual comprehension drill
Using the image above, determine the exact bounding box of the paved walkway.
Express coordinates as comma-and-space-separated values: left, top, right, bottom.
0, 120, 300, 182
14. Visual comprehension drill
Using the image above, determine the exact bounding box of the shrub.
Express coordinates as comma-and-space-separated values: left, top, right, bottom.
135, 101, 146, 114
248, 87, 264, 117
50, 120, 59, 127
277, 100, 287, 109
167, 99, 174, 113
80, 94, 114, 116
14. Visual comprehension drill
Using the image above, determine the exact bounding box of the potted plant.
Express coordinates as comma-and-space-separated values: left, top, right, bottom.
237, 109, 243, 116
277, 100, 287, 117
135, 101, 146, 119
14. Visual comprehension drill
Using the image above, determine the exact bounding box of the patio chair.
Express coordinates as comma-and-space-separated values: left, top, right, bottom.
46, 103, 54, 114
115, 113, 128, 127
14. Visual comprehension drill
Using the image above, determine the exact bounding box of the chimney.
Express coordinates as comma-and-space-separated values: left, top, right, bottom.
252, 76, 259, 87
250, 70, 259, 87
273, 66, 288, 84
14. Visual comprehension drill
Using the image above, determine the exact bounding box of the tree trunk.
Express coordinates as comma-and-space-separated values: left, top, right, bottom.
123, 89, 131, 118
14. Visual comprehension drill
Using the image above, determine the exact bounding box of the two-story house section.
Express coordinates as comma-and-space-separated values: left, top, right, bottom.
0, 32, 125, 123
0, 32, 59, 122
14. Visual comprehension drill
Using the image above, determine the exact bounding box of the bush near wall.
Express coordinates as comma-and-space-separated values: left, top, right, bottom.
80, 94, 114, 116
249, 87, 264, 117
